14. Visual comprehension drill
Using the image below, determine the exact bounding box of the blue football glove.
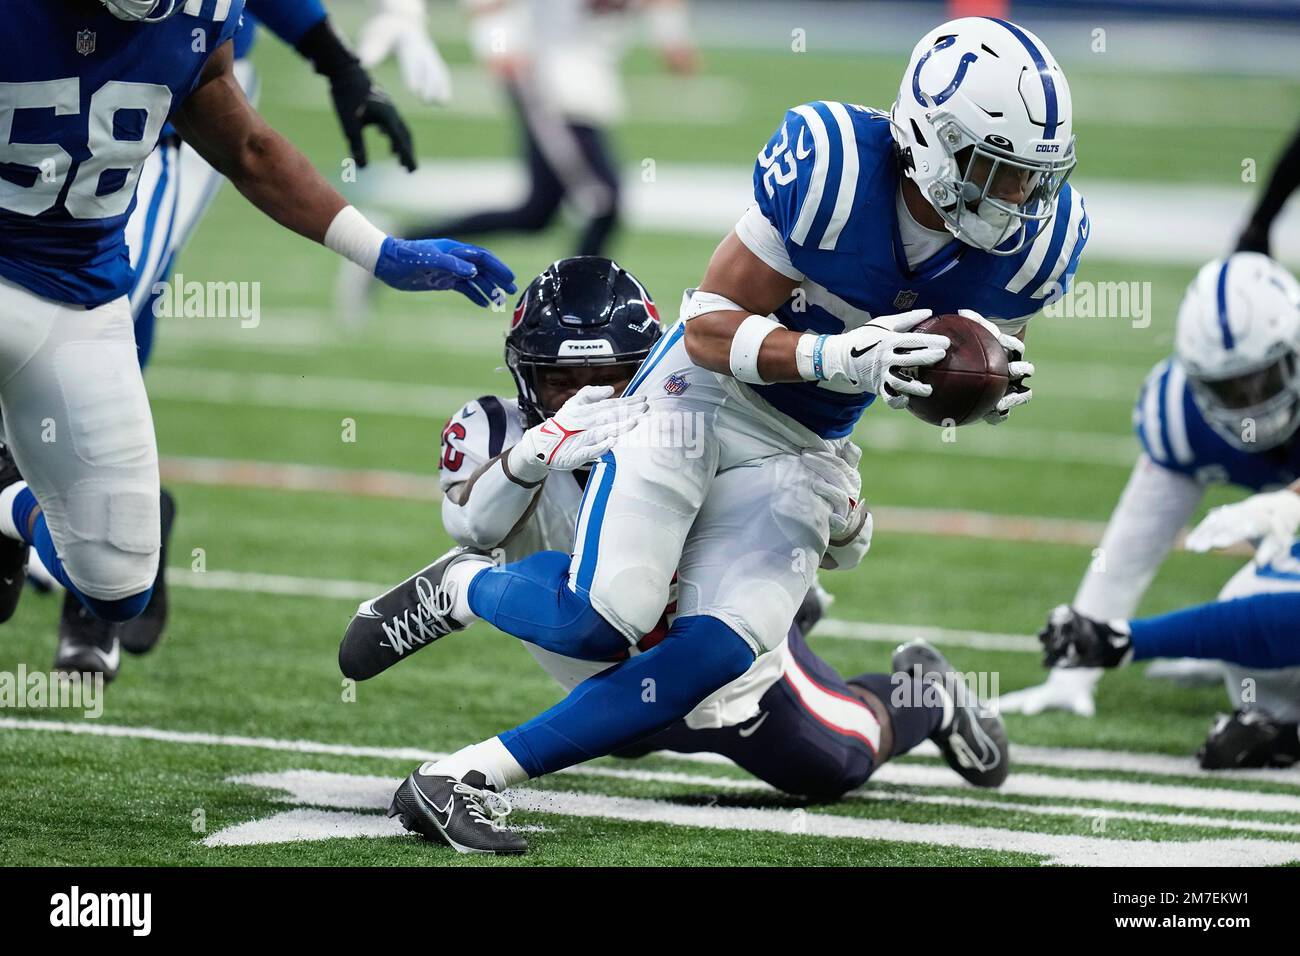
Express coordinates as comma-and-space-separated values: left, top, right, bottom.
374, 237, 517, 306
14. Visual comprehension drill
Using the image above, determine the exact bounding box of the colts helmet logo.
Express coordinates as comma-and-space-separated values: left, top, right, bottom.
76, 30, 96, 57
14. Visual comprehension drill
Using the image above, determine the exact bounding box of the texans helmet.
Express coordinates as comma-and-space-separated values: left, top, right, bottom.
506, 257, 662, 426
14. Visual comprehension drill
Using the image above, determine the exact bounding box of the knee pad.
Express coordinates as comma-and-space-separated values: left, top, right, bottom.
588, 564, 671, 640
60, 478, 160, 600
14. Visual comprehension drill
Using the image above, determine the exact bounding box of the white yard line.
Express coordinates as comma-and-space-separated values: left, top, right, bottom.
205, 769, 1300, 866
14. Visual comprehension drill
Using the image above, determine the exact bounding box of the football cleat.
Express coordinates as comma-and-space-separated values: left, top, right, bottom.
120, 487, 176, 655
1198, 709, 1300, 770
1037, 604, 1134, 669
893, 639, 1009, 787
389, 767, 527, 855
338, 547, 487, 680
54, 591, 122, 683
0, 445, 28, 624
794, 580, 834, 637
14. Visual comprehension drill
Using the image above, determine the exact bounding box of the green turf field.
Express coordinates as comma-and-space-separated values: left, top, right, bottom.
3, 9, 1300, 867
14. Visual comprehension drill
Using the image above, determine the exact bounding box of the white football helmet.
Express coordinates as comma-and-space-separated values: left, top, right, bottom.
101, 0, 184, 22
890, 18, 1076, 256
1176, 252, 1300, 451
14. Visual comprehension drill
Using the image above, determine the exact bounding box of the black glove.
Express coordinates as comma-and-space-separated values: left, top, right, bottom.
296, 18, 417, 172
1038, 605, 1133, 669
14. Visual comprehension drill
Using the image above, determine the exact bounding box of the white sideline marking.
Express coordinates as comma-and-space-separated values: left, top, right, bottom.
208, 769, 1300, 866
5, 716, 1299, 795
158, 564, 1044, 652
204, 808, 408, 847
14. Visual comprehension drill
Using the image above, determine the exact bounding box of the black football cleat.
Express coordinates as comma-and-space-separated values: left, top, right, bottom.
1038, 604, 1133, 669
893, 639, 1009, 788
1198, 709, 1300, 770
120, 487, 176, 655
389, 767, 527, 855
54, 591, 122, 683
339, 547, 487, 680
0, 444, 29, 623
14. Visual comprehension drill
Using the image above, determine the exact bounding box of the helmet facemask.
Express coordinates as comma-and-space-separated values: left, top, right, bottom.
506, 350, 640, 427
101, 0, 184, 22
1188, 352, 1300, 451
920, 112, 1076, 256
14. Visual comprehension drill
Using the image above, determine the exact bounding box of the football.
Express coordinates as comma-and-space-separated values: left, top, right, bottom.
904, 313, 1011, 426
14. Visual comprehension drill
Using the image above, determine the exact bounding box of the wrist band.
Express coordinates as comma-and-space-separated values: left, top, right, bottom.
728, 314, 783, 384
812, 335, 829, 381
323, 205, 387, 274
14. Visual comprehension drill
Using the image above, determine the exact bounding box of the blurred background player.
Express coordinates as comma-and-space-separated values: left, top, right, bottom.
406, 0, 697, 257
1039, 481, 1300, 769
1001, 252, 1300, 717
342, 258, 1001, 824
42, 0, 456, 681
335, 11, 1076, 852
1237, 121, 1300, 257
0, 0, 513, 678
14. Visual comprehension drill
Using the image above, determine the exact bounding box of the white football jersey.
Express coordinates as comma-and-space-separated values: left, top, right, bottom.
438, 392, 787, 728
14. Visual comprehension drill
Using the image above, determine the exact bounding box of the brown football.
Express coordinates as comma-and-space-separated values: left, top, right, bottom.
904, 313, 1010, 427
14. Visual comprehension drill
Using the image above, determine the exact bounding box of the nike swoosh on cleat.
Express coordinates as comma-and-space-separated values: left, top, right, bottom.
737, 711, 769, 738
355, 599, 383, 620
408, 777, 456, 831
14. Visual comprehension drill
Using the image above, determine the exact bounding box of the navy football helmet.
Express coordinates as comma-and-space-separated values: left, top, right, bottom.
506, 257, 662, 425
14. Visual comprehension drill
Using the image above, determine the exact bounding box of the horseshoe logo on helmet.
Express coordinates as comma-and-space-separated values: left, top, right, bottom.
912, 36, 979, 108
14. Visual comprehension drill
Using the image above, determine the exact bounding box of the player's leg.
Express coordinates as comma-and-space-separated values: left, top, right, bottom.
408, 84, 565, 240
0, 280, 161, 638
1200, 555, 1300, 768
567, 123, 620, 257
340, 325, 721, 678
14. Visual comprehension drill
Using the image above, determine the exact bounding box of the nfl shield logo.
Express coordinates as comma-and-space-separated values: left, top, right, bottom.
893, 289, 918, 310
76, 30, 96, 56
663, 373, 690, 395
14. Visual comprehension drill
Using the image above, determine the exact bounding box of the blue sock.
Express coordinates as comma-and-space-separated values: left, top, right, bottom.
467, 549, 628, 660
12, 487, 151, 623
499, 614, 755, 778
1131, 592, 1300, 669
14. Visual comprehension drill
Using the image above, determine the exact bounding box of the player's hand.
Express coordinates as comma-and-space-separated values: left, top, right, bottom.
815, 309, 949, 407
802, 445, 862, 538
374, 237, 516, 304
1185, 489, 1300, 565
509, 386, 649, 480
330, 63, 417, 171
1038, 605, 1133, 669
959, 309, 1033, 425
358, 0, 453, 105
996, 667, 1101, 717
822, 507, 872, 571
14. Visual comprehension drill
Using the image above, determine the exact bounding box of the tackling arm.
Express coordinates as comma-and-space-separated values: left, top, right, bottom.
442, 453, 543, 551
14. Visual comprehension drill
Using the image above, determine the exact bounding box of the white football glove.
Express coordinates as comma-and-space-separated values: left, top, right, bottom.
810, 309, 949, 406
995, 667, 1101, 717
1185, 489, 1300, 566
822, 508, 872, 571
802, 444, 862, 539
507, 386, 647, 482
358, 0, 453, 105
957, 309, 1034, 425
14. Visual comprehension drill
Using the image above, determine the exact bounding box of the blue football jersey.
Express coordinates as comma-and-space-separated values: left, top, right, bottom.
746, 102, 1089, 438
0, 0, 246, 307
1135, 358, 1300, 490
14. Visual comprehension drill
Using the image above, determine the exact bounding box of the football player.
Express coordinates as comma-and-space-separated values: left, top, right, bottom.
0, 2, 513, 664
342, 257, 1005, 849
338, 17, 1080, 854
46, 0, 448, 680
1001, 252, 1300, 721
1039, 496, 1300, 769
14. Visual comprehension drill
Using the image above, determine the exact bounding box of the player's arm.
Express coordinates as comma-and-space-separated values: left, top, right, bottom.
683, 233, 947, 407
1186, 480, 1300, 565
170, 41, 514, 304
248, 0, 420, 169
442, 387, 647, 549
1072, 454, 1206, 620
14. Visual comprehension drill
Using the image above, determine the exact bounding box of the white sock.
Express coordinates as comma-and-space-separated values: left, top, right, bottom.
0, 480, 28, 541
446, 556, 492, 625
423, 737, 527, 791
